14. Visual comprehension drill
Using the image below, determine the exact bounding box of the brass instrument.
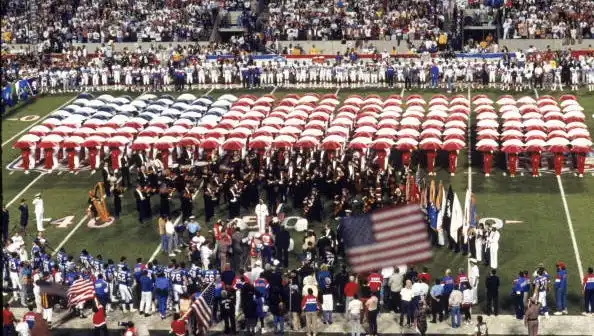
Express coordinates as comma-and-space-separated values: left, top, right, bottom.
89, 182, 111, 223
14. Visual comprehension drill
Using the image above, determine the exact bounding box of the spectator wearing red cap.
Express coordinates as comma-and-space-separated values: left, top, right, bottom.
553, 262, 568, 315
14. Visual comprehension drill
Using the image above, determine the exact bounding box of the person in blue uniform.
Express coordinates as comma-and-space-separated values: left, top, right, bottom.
155, 272, 170, 319
553, 262, 568, 315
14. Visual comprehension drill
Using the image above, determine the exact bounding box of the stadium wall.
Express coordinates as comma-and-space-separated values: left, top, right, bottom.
5, 39, 594, 55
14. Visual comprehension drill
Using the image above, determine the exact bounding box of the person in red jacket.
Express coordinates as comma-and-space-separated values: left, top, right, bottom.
344, 275, 359, 310
170, 313, 188, 336
367, 271, 383, 294
92, 298, 107, 336
418, 267, 431, 284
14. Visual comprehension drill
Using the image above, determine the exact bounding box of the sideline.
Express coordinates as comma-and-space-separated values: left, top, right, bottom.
2, 96, 77, 147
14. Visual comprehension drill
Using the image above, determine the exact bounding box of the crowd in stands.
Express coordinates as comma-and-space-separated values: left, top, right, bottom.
264, 0, 450, 41
1, 0, 220, 47
476, 0, 594, 40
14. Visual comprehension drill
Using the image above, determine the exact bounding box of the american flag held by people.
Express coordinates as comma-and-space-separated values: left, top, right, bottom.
67, 278, 95, 307
340, 203, 433, 273
191, 282, 216, 330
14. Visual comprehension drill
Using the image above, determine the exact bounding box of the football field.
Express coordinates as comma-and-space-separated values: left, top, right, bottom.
2, 87, 593, 315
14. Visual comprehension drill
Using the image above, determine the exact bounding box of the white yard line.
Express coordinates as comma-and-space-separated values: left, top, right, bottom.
400, 87, 405, 97
5, 173, 47, 207
467, 87, 472, 191
2, 96, 78, 147
52, 214, 90, 256
556, 175, 585, 281
334, 87, 340, 96
270, 86, 278, 95
204, 87, 215, 96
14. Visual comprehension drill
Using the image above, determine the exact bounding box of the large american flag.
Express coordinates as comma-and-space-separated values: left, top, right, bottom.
341, 204, 432, 273
192, 282, 216, 330
67, 278, 95, 307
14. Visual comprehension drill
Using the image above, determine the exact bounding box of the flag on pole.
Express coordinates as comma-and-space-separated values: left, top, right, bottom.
450, 192, 464, 243
462, 188, 472, 243
67, 278, 95, 307
340, 204, 432, 273
440, 185, 454, 239
192, 282, 216, 330
435, 185, 446, 246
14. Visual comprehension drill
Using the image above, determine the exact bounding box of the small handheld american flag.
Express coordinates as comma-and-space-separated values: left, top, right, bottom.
191, 282, 216, 330
67, 278, 95, 307
340, 204, 433, 273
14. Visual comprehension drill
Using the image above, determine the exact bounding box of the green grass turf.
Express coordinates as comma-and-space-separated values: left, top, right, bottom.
1, 87, 593, 315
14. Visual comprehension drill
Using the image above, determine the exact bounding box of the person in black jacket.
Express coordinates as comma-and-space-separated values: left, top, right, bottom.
242, 284, 258, 335
18, 199, 29, 232
1, 205, 8, 242
276, 226, 290, 268
485, 269, 500, 316
220, 290, 236, 334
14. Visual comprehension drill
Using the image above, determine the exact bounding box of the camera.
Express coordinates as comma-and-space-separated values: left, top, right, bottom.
118, 321, 133, 328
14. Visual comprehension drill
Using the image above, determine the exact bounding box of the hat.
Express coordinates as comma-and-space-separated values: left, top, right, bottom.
35, 193, 41, 197
189, 215, 195, 219
556, 261, 566, 268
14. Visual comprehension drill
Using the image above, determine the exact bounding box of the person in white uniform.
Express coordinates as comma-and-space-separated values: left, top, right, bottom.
487, 227, 500, 269
469, 258, 480, 305
32, 193, 45, 232
255, 199, 269, 233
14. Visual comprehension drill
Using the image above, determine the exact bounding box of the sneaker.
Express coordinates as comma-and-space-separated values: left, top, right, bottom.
582, 312, 589, 316
554, 312, 563, 316
168, 253, 176, 257
562, 310, 568, 315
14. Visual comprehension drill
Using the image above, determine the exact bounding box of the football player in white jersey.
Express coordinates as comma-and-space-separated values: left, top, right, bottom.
275, 62, 284, 87
500, 65, 511, 91
378, 61, 386, 87
464, 62, 474, 89
210, 63, 219, 88
359, 62, 367, 87
197, 62, 206, 89
552, 64, 563, 91
224, 62, 235, 88
523, 63, 533, 90
396, 62, 405, 88
306, 63, 315, 87
101, 66, 109, 89
265, 62, 275, 87
298, 61, 308, 88
113, 63, 122, 90
335, 63, 344, 87
91, 66, 100, 89
124, 66, 133, 87
185, 64, 194, 88
370, 62, 378, 86
348, 62, 358, 88
488, 63, 497, 88
570, 63, 579, 91
142, 66, 151, 88
587, 62, 594, 91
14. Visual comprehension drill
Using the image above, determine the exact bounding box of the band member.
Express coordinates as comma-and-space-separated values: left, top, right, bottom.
203, 184, 216, 223
228, 183, 240, 219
